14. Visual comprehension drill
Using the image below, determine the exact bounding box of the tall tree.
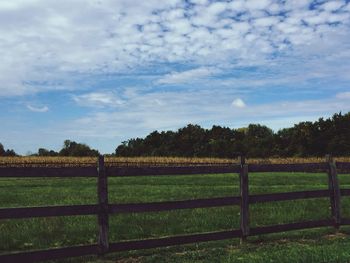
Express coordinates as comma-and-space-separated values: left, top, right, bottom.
38, 148, 59, 156
0, 143, 17, 156
59, 140, 100, 157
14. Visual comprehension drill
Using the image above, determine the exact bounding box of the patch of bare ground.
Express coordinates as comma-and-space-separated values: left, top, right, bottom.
323, 232, 348, 240
115, 256, 143, 263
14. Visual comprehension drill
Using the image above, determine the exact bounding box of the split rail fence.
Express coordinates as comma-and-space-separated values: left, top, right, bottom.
0, 155, 350, 262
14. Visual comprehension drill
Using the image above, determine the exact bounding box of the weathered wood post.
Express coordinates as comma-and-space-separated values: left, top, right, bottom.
325, 154, 341, 230
239, 155, 249, 243
97, 155, 109, 255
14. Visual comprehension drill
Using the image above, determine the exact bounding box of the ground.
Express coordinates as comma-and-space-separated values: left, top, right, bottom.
0, 172, 349, 262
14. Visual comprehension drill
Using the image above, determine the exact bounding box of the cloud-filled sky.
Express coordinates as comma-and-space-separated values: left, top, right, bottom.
1, 0, 350, 154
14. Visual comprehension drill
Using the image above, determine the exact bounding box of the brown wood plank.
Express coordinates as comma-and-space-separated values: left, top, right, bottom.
107, 162, 234, 167
249, 219, 333, 236
248, 163, 328, 173
0, 167, 97, 177
106, 165, 240, 177
326, 155, 342, 229
341, 218, 350, 225
336, 162, 350, 173
97, 156, 109, 255
0, 162, 348, 177
109, 229, 241, 252
240, 163, 249, 239
0, 244, 98, 263
249, 190, 329, 204
340, 189, 350, 196
109, 196, 241, 214
0, 205, 98, 219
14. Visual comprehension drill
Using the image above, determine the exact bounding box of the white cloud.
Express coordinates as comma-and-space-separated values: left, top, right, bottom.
336, 91, 350, 99
51, 89, 350, 145
207, 2, 227, 15
157, 67, 218, 85
231, 98, 246, 108
304, 12, 330, 25
73, 92, 124, 107
320, 1, 345, 12
27, 105, 49, 112
245, 0, 271, 10
0, 0, 349, 96
190, 0, 208, 5
253, 16, 281, 27
229, 0, 246, 12
0, 0, 38, 11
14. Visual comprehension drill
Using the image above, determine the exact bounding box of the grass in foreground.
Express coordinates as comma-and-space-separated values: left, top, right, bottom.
0, 172, 349, 262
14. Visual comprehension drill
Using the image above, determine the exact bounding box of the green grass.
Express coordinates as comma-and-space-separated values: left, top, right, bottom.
0, 172, 350, 262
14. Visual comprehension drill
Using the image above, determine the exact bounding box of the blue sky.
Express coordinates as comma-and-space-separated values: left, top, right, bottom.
1, 0, 350, 154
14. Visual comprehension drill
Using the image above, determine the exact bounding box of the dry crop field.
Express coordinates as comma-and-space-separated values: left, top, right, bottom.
1, 156, 350, 167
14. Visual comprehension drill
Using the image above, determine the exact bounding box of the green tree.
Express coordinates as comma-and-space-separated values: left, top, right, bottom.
113, 112, 350, 158
38, 148, 59, 156
207, 126, 236, 157
244, 124, 275, 157
0, 143, 5, 156
174, 124, 207, 157
59, 140, 100, 157
0, 143, 17, 156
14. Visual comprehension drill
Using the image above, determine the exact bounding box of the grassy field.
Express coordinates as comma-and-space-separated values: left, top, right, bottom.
0, 171, 350, 262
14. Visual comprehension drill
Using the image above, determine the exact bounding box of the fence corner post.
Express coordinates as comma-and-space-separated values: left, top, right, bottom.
325, 154, 341, 231
239, 155, 249, 243
97, 155, 109, 255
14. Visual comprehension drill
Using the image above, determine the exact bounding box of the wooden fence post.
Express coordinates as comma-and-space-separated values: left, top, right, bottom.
239, 155, 249, 242
98, 155, 109, 255
325, 154, 341, 230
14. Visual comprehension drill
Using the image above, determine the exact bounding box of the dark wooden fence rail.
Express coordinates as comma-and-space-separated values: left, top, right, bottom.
1, 156, 350, 262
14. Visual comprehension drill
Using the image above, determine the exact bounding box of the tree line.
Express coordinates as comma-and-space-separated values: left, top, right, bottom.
0, 140, 99, 157
0, 143, 17, 157
115, 112, 350, 158
1, 112, 349, 157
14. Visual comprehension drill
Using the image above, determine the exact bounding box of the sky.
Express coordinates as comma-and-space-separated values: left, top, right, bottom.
1, 0, 350, 155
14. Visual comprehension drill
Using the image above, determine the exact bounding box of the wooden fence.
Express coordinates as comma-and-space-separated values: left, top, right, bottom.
0, 155, 350, 262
